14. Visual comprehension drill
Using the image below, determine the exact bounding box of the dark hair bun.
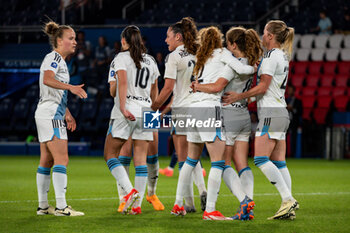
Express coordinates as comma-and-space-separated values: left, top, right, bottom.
44, 21, 59, 36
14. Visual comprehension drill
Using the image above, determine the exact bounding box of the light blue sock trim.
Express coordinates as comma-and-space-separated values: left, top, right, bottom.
238, 166, 251, 177
37, 166, 51, 175
185, 157, 199, 167
211, 160, 225, 170
147, 154, 158, 164
271, 160, 287, 169
135, 165, 148, 177
254, 156, 269, 167
52, 165, 66, 174
178, 161, 185, 171
107, 158, 122, 171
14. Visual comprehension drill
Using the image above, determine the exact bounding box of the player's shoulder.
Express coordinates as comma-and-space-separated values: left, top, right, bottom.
44, 51, 62, 63
215, 48, 232, 59
115, 51, 129, 58
263, 48, 282, 59
221, 47, 231, 54
168, 49, 180, 59
143, 53, 157, 65
217, 47, 230, 55
164, 50, 179, 65
43, 51, 63, 69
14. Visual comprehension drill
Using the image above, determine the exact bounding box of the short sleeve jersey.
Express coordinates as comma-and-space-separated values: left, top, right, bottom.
222, 57, 253, 108
257, 48, 289, 117
164, 45, 195, 108
35, 51, 69, 120
108, 58, 122, 118
108, 51, 159, 118
190, 48, 254, 105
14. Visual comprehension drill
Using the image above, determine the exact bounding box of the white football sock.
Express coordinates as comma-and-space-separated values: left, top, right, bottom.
255, 157, 292, 201
279, 167, 292, 192
271, 160, 292, 192
193, 161, 207, 195
184, 174, 195, 207
134, 165, 148, 207
147, 154, 159, 196
239, 167, 254, 199
174, 158, 197, 206
52, 165, 67, 209
107, 158, 133, 197
206, 161, 225, 213
222, 166, 245, 202
36, 166, 51, 209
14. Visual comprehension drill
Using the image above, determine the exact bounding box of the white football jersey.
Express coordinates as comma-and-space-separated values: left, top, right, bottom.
108, 59, 122, 119
256, 48, 289, 117
35, 51, 69, 120
190, 48, 254, 105
222, 57, 253, 109
164, 45, 195, 108
109, 51, 159, 118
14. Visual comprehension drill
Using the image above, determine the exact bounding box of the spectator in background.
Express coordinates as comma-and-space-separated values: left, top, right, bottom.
75, 31, 92, 76
66, 54, 81, 85
312, 10, 332, 35
155, 52, 165, 75
286, 85, 302, 157
93, 36, 111, 83
335, 11, 350, 35
109, 41, 121, 61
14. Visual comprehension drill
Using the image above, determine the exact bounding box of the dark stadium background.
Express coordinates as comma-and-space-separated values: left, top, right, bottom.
0, 0, 349, 160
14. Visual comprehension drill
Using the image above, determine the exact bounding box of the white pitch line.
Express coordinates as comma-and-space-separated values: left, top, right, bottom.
1, 192, 350, 204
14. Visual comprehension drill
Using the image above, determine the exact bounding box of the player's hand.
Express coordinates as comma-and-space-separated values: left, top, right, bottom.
65, 112, 76, 132
222, 91, 240, 106
190, 80, 199, 93
122, 109, 135, 121
69, 84, 87, 99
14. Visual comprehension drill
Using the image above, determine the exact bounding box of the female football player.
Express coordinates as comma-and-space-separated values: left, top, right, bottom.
192, 26, 263, 220
177, 26, 256, 220
151, 17, 207, 212
222, 20, 299, 220
35, 21, 87, 216
105, 25, 159, 215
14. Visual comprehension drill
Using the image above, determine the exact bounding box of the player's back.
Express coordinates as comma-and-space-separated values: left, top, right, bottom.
191, 48, 231, 105
113, 51, 159, 117
223, 58, 253, 108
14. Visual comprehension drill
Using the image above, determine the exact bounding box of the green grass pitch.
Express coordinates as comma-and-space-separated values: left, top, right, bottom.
0, 156, 350, 233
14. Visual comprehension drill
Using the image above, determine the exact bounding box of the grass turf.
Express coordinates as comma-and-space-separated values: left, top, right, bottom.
0, 156, 350, 233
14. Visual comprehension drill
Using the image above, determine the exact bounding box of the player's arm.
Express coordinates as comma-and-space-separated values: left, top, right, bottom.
65, 108, 76, 132
222, 50, 256, 75
222, 74, 271, 105
43, 70, 87, 99
161, 96, 173, 119
117, 69, 135, 121
150, 79, 158, 103
151, 78, 175, 111
192, 78, 228, 94
109, 80, 117, 97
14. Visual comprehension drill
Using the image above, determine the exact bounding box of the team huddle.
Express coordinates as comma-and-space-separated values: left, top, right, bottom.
34, 17, 299, 220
